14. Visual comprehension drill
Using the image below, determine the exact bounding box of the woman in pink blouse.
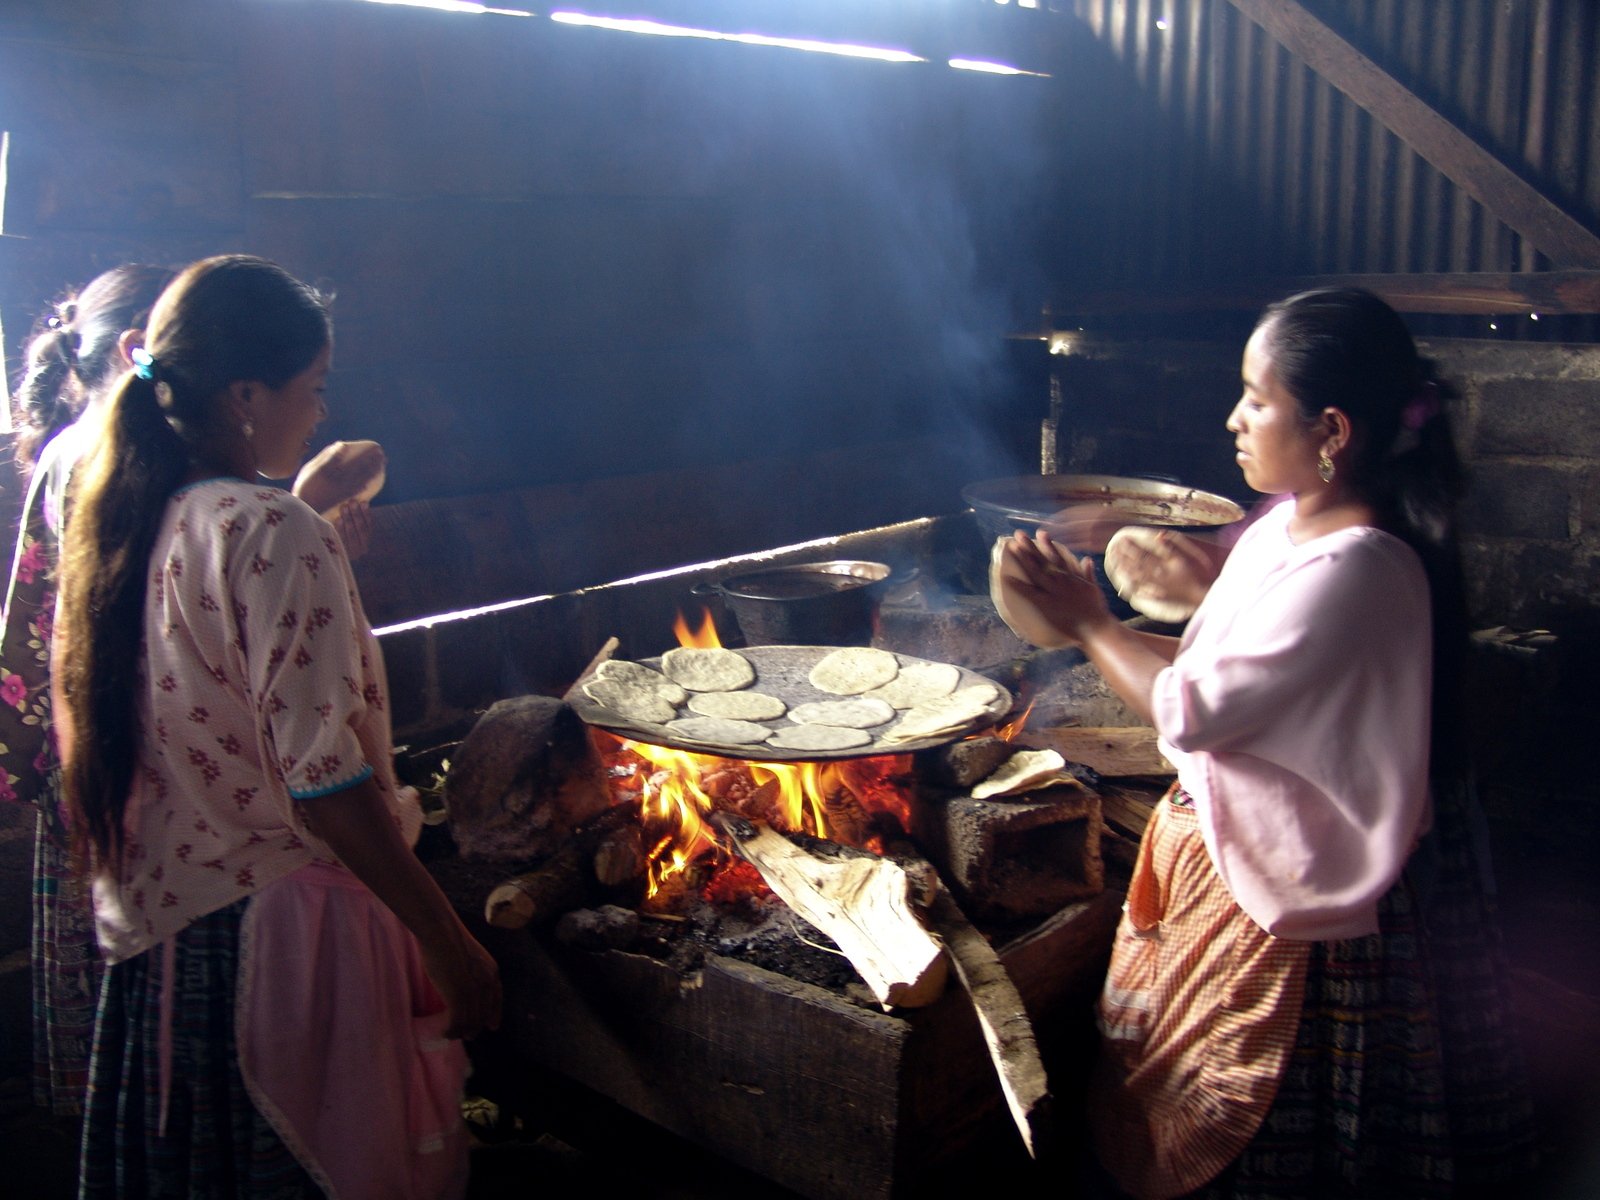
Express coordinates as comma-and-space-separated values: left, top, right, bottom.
997, 290, 1535, 1198
55, 255, 500, 1199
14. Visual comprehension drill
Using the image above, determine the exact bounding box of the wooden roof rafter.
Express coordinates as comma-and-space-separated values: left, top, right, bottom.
1222, 0, 1600, 271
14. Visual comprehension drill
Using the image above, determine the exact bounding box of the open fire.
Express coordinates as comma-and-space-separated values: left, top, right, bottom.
595, 608, 918, 900
591, 608, 1044, 902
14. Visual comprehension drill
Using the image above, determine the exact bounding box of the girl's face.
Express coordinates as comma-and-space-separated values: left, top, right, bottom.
251, 343, 331, 480
1226, 326, 1324, 496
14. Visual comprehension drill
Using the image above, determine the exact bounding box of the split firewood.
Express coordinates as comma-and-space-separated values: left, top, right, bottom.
921, 878, 1052, 1159
707, 811, 948, 1010
483, 803, 635, 929
592, 826, 647, 888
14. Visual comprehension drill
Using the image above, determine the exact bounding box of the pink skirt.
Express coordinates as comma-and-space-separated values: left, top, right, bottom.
237, 862, 470, 1200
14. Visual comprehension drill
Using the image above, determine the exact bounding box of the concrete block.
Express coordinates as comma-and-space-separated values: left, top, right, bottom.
1459, 462, 1570, 540
1474, 378, 1600, 459
911, 785, 1103, 922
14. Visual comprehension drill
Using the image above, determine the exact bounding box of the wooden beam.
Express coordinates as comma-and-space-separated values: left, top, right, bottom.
1046, 270, 1600, 318
1015, 726, 1173, 778
1223, 0, 1600, 269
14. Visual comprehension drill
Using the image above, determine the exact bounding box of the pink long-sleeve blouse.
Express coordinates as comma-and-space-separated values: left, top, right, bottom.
1152, 498, 1433, 940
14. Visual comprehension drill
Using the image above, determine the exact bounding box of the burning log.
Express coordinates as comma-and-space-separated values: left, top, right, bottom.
483, 804, 635, 929
708, 811, 948, 1010
447, 694, 614, 862
592, 826, 647, 888
484, 853, 589, 930
555, 904, 642, 951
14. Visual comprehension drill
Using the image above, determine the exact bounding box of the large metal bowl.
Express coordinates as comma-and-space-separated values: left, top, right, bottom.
963, 474, 1245, 553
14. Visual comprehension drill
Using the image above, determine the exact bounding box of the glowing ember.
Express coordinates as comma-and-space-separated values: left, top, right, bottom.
599, 732, 913, 899
601, 608, 921, 900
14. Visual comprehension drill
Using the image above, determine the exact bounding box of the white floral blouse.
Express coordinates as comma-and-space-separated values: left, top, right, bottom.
92, 479, 405, 963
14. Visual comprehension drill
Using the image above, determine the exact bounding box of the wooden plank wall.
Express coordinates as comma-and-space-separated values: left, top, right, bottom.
0, 0, 1069, 519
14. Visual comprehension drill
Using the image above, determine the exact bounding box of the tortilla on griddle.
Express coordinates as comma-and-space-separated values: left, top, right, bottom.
594, 658, 688, 705
862, 661, 961, 710
665, 716, 773, 746
808, 647, 900, 695
788, 698, 896, 729
581, 678, 677, 725
767, 724, 873, 752
687, 691, 788, 721
661, 647, 757, 692
880, 683, 1003, 744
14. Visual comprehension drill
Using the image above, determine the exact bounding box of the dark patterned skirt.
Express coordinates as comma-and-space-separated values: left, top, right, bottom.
78, 899, 323, 1200
32, 802, 102, 1116
1188, 780, 1540, 1200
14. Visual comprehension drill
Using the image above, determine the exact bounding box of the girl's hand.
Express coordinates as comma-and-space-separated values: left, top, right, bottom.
991, 529, 1115, 648
420, 926, 504, 1041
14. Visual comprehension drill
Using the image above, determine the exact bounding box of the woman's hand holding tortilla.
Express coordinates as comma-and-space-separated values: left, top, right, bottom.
991, 529, 1116, 649
1102, 528, 1219, 620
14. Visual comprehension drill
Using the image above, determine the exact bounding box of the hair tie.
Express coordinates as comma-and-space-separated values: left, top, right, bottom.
1402, 381, 1440, 431
131, 346, 158, 381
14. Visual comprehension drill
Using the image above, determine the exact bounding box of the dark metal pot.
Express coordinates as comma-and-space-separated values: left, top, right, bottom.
693, 560, 905, 646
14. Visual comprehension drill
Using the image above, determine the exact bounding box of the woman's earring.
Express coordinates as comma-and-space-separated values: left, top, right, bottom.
242, 421, 255, 441
1317, 450, 1335, 483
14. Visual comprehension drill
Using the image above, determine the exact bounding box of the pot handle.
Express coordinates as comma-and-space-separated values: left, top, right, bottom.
690, 580, 725, 598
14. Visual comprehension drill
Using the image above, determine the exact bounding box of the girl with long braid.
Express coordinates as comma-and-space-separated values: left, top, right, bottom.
56, 255, 499, 1198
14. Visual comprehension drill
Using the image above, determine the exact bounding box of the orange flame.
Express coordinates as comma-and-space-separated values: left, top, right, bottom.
673, 607, 723, 648
598, 731, 913, 900
994, 697, 1035, 741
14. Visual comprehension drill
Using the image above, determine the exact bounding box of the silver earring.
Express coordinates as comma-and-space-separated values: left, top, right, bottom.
242, 421, 255, 440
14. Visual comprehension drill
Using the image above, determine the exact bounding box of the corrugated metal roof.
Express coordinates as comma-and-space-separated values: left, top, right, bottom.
1060, 0, 1600, 337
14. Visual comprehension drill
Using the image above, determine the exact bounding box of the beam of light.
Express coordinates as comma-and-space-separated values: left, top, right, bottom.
549, 12, 925, 62
949, 58, 1050, 77
360, 0, 533, 15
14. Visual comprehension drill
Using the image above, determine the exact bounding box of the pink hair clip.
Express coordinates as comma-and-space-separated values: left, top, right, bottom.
1401, 381, 1440, 431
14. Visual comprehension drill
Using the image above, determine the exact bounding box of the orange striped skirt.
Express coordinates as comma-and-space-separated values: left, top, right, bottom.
1090, 792, 1312, 1200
